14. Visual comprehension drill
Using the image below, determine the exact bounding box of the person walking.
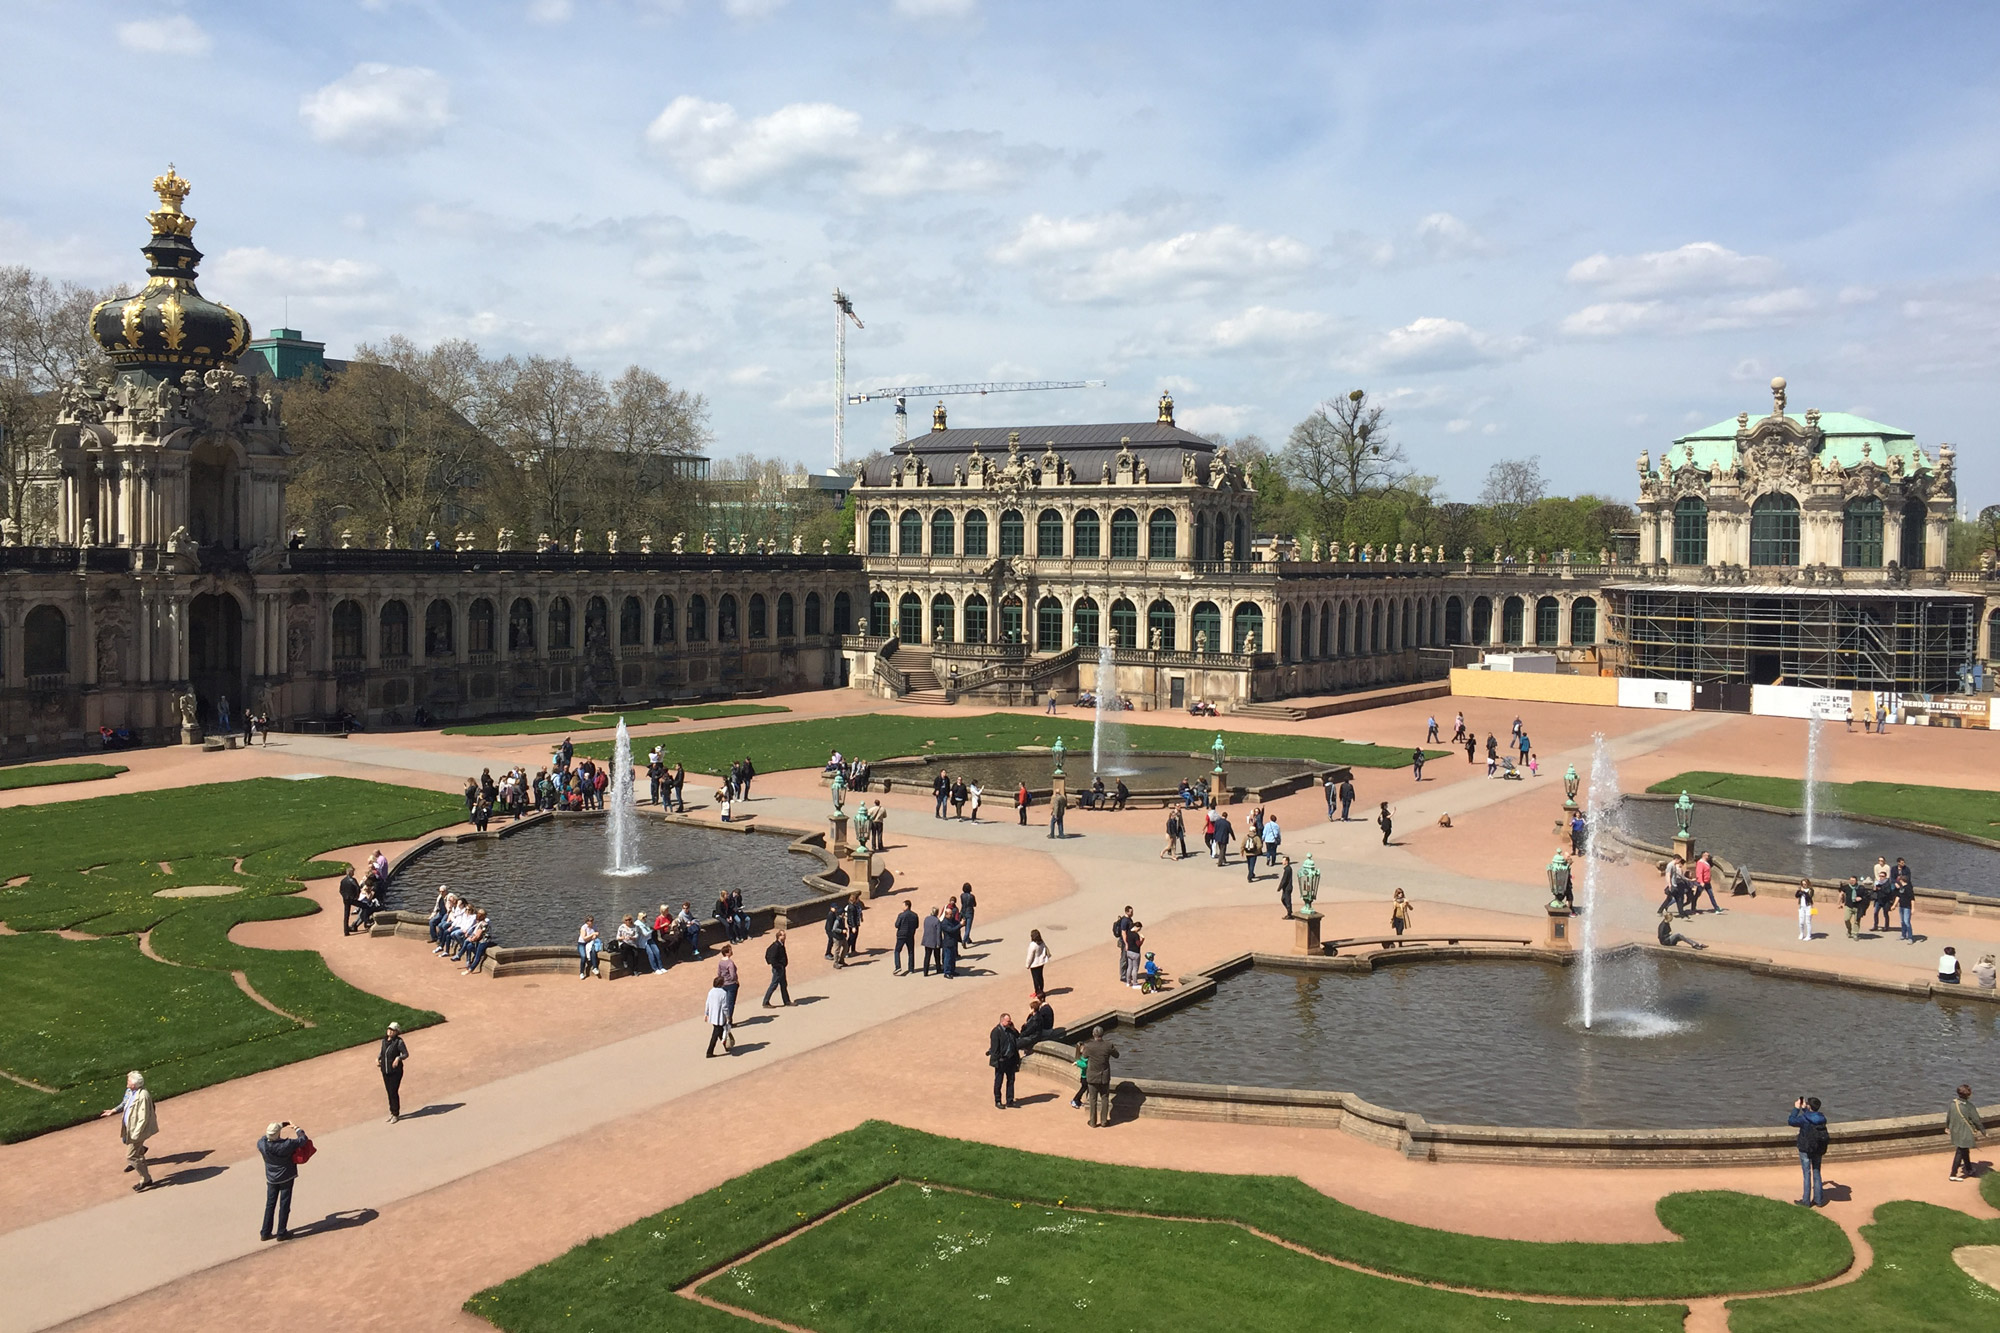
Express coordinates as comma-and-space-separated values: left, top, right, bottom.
1840, 876, 1866, 940
921, 905, 943, 976
1162, 807, 1183, 859
1026, 929, 1050, 997
1048, 787, 1067, 839
1243, 816, 1261, 883
1377, 801, 1394, 846
1339, 777, 1355, 821
256, 1121, 311, 1241
868, 799, 887, 853
1016, 782, 1031, 826
577, 916, 601, 979
762, 931, 791, 1007
717, 944, 741, 1025
1412, 747, 1425, 782
1795, 878, 1815, 942
987, 1013, 1021, 1109
704, 977, 734, 1057
1323, 775, 1338, 821
1948, 1083, 1986, 1181
1787, 1096, 1829, 1206
1212, 809, 1234, 866
1046, 691, 1058, 715
1080, 1026, 1121, 1127
939, 906, 962, 978
1870, 856, 1893, 931
828, 902, 852, 967
100, 1070, 158, 1191
893, 900, 919, 974
1263, 814, 1281, 866
1389, 888, 1414, 943
338, 867, 362, 937
1694, 853, 1722, 913
959, 884, 977, 941
1277, 855, 1295, 918
378, 1022, 409, 1122
1895, 860, 1917, 944
1426, 715, 1440, 743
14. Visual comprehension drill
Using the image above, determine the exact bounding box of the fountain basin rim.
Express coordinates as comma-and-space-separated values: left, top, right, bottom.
865, 749, 1344, 801
1026, 943, 2000, 1166
1625, 790, 2000, 853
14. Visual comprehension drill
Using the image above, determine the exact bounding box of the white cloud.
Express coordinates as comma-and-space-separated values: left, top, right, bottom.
995, 215, 1313, 304
299, 64, 452, 152
1208, 305, 1328, 350
894, 0, 976, 16
1354, 317, 1530, 373
1566, 241, 1781, 298
208, 247, 392, 301
645, 96, 1045, 197
117, 16, 211, 56
1561, 287, 1813, 338
1176, 402, 1254, 437
527, 0, 573, 21
724, 0, 788, 16
1412, 212, 1490, 261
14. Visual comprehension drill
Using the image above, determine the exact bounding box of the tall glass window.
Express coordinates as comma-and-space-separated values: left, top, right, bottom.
1147, 599, 1176, 650
963, 510, 988, 557
1110, 509, 1139, 558
1842, 498, 1883, 568
1071, 598, 1099, 647
1037, 509, 1064, 558
1535, 596, 1560, 644
1191, 602, 1221, 652
898, 510, 923, 555
1672, 496, 1708, 565
1148, 508, 1178, 559
999, 510, 1024, 556
1036, 596, 1063, 650
867, 509, 890, 555
1750, 494, 1801, 566
1109, 598, 1138, 649
1900, 498, 1926, 568
1073, 510, 1101, 558
930, 510, 955, 556
964, 594, 989, 644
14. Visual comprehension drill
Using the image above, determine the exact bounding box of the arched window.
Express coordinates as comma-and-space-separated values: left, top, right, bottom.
718, 594, 740, 642
1232, 602, 1264, 654
1900, 497, 1927, 569
748, 593, 768, 639
868, 509, 891, 555
1110, 509, 1139, 559
507, 598, 535, 652
1192, 513, 1208, 560
1402, 597, 1415, 648
380, 600, 411, 658
1072, 597, 1100, 648
1750, 494, 1801, 566
1109, 598, 1138, 650
930, 593, 954, 642
24, 604, 67, 675
963, 509, 989, 557
1234, 515, 1249, 560
1318, 601, 1332, 657
1445, 596, 1464, 645
332, 600, 365, 660
1299, 604, 1314, 660
1148, 508, 1178, 559
964, 593, 989, 644
1501, 595, 1525, 644
1471, 596, 1492, 644
898, 510, 923, 555
653, 595, 676, 645
1037, 509, 1064, 558
777, 592, 795, 637
584, 596, 609, 649
1280, 604, 1295, 660
619, 595, 643, 646
546, 597, 572, 650
1535, 596, 1560, 645
930, 510, 955, 557
1191, 601, 1222, 653
1989, 609, 2000, 661
898, 592, 923, 643
801, 592, 819, 636
1672, 496, 1709, 565
832, 591, 851, 635
687, 595, 709, 642
1842, 498, 1883, 568
999, 595, 1024, 643
1147, 599, 1176, 650
468, 596, 496, 652
867, 591, 889, 638
1036, 595, 1064, 650
1073, 509, 1101, 558
1571, 597, 1598, 645
1369, 599, 1383, 652
999, 509, 1025, 556
424, 599, 454, 657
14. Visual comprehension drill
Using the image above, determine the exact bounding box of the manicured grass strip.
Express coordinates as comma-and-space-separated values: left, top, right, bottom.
1649, 772, 2000, 843
574, 711, 1439, 775
0, 776, 463, 1142
1725, 1200, 2000, 1331
707, 1181, 1681, 1333
0, 762, 128, 790
466, 1121, 1847, 1332
443, 704, 789, 736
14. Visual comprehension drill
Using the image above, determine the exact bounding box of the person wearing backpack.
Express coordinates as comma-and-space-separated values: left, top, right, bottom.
1787, 1096, 1829, 1206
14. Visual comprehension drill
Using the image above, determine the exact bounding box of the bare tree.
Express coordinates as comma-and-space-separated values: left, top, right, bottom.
486, 355, 613, 539
1281, 390, 1407, 540
1479, 456, 1546, 510
0, 266, 115, 535
601, 364, 710, 538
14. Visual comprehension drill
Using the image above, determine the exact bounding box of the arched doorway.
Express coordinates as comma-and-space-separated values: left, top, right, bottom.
189, 592, 245, 727
187, 438, 242, 548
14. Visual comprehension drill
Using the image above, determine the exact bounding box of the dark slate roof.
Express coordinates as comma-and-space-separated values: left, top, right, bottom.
861, 421, 1214, 486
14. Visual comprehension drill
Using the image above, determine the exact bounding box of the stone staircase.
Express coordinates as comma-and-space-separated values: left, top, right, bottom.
894, 647, 950, 704
1230, 701, 1308, 721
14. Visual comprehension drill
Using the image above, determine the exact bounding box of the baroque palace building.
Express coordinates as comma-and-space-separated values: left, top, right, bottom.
0, 170, 864, 758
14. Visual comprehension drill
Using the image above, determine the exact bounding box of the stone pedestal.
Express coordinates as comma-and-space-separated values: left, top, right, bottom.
1051, 773, 1067, 804
1294, 912, 1322, 955
847, 848, 874, 894
1209, 770, 1227, 803
1545, 904, 1574, 948
181, 724, 201, 746
828, 812, 850, 856
1673, 834, 1696, 864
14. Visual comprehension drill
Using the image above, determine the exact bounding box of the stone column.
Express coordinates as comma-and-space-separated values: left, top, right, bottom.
1557, 595, 1574, 648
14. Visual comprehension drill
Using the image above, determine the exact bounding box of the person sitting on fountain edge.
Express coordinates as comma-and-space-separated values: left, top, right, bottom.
1656, 905, 1707, 950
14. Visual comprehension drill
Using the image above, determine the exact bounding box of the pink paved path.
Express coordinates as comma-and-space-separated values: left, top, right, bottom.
3, 689, 1998, 1331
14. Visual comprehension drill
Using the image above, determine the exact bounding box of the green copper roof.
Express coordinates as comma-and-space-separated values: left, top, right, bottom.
1664, 412, 1927, 474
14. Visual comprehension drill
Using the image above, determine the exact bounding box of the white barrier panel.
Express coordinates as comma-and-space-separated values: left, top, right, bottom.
1750, 684, 1855, 720
1616, 678, 1693, 711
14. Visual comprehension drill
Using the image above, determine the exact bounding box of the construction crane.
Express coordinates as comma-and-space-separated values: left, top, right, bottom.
847, 379, 1107, 443
832, 290, 864, 469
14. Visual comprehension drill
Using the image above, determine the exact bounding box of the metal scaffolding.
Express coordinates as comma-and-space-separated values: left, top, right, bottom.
1608, 585, 1976, 692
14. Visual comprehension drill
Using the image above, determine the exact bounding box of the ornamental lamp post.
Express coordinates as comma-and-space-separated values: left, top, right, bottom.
1211, 732, 1226, 774
1674, 790, 1695, 839
1547, 849, 1571, 902
1563, 763, 1580, 814
830, 769, 846, 812
1208, 731, 1227, 804
1051, 736, 1066, 778
1298, 854, 1320, 915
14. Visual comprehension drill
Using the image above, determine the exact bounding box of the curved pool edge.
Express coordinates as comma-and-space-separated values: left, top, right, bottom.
1026, 943, 2000, 1167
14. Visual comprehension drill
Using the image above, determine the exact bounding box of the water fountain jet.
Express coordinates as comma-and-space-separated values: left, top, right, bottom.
606, 718, 646, 877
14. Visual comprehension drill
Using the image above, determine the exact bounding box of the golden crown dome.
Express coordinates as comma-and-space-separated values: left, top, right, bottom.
89, 166, 249, 376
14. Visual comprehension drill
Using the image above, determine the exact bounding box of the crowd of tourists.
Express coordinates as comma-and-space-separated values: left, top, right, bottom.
461, 744, 614, 829
426, 887, 495, 975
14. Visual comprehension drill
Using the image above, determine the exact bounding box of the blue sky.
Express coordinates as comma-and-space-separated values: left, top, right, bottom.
5, 1, 1997, 504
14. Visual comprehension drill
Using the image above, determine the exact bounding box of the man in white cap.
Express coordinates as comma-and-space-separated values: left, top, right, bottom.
98, 1070, 157, 1190
378, 1021, 409, 1122
257, 1120, 311, 1241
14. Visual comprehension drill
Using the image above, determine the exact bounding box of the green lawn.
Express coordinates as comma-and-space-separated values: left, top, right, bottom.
1725, 1199, 2000, 1331
0, 762, 128, 790
468, 1122, 1851, 1331
0, 776, 464, 1141
442, 703, 789, 736
573, 711, 1442, 775
1649, 772, 2000, 842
